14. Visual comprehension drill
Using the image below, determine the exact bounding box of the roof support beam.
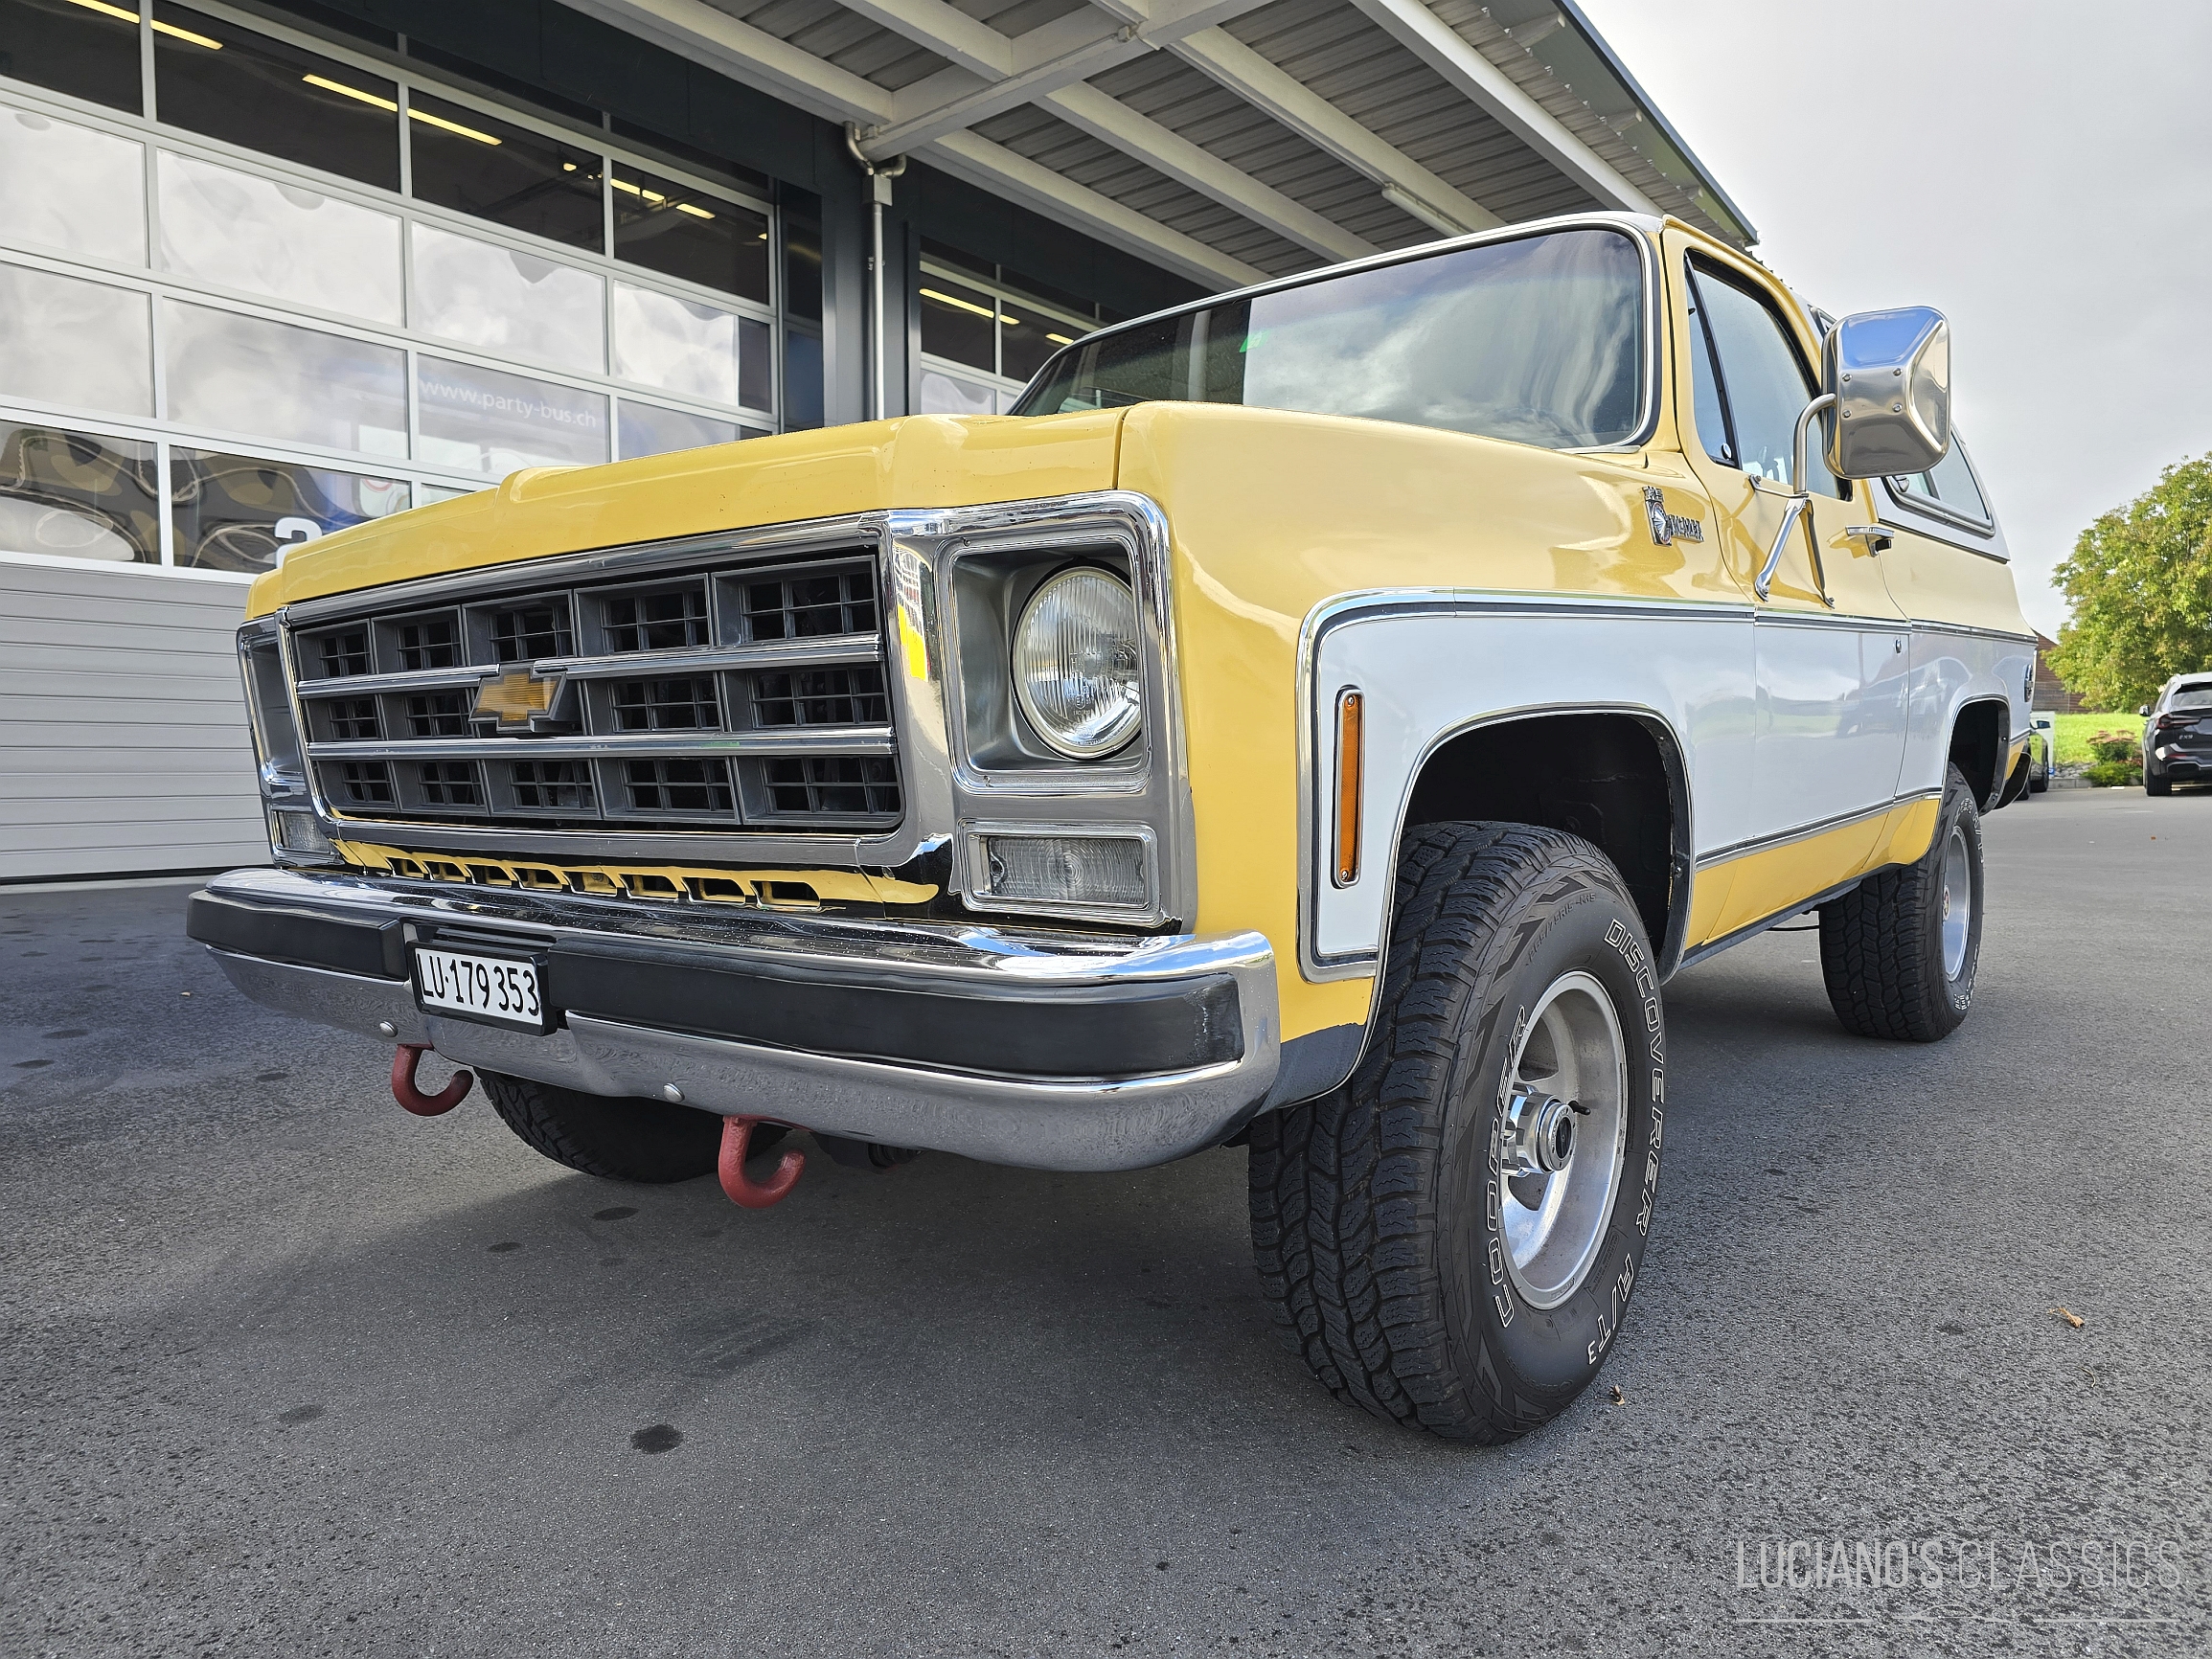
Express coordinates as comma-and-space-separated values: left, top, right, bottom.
1041, 83, 1374, 263
850, 0, 1275, 161
928, 130, 1267, 288
1344, 0, 1659, 214
839, 0, 1368, 263
1164, 26, 1501, 235
558, 0, 892, 126
553, 0, 1263, 290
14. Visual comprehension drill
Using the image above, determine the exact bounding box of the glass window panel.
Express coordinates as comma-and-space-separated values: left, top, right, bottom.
611, 281, 740, 404
739, 317, 771, 413
1688, 262, 1841, 497
151, 4, 399, 192
0, 420, 157, 561
0, 105, 146, 263
784, 212, 821, 322
417, 482, 483, 506
0, 0, 143, 113
1017, 230, 1645, 451
784, 329, 822, 430
157, 150, 401, 324
1001, 307, 1075, 386
171, 447, 408, 571
1901, 440, 1990, 522
918, 370, 995, 418
611, 164, 768, 304
0, 261, 152, 415
1684, 279, 1733, 467
163, 299, 407, 455
618, 401, 743, 460
416, 354, 608, 474
407, 92, 604, 252
919, 278, 996, 373
411, 221, 604, 374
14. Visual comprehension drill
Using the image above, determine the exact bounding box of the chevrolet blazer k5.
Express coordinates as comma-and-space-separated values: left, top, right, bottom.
189, 214, 2033, 1441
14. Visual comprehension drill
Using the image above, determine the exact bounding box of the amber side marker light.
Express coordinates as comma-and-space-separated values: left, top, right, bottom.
1333, 688, 1364, 887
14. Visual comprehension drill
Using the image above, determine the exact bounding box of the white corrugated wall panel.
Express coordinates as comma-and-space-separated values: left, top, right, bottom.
0, 557, 269, 880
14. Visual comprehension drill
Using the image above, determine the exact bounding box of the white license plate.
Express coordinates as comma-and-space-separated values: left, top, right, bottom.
413, 946, 550, 1033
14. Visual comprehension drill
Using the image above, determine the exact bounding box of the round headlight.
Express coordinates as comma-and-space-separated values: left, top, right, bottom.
1011, 567, 1142, 760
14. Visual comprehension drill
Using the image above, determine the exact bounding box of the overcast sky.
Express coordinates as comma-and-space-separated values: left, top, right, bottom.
1575, 0, 2212, 637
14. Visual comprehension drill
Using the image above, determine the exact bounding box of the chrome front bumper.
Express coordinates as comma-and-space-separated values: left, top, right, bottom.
189, 867, 1282, 1171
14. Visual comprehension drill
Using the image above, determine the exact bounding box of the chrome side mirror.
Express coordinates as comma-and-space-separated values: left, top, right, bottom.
1820, 307, 1951, 479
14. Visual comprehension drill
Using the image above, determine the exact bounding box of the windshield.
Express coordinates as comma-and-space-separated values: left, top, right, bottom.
1009, 228, 1647, 450
2169, 686, 2212, 711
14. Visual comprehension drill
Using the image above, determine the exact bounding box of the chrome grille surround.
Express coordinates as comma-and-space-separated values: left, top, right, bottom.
258, 493, 1193, 924
288, 534, 898, 840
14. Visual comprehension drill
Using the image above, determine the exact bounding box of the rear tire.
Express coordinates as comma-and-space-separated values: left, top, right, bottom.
480, 1070, 727, 1183
1248, 822, 1664, 1443
2145, 765, 2172, 797
1817, 764, 1983, 1042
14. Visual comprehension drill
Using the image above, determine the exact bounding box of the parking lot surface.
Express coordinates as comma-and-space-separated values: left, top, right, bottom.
3, 785, 2207, 1657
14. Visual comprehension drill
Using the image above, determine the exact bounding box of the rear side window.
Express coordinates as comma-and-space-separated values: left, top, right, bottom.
1894, 441, 1991, 524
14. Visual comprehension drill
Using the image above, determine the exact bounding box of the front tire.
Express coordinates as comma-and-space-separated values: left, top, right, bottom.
1248, 823, 1664, 1443
1817, 763, 1984, 1042
480, 1070, 725, 1183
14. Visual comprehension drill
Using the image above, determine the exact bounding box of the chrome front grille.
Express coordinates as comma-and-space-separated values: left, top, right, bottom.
288, 545, 901, 835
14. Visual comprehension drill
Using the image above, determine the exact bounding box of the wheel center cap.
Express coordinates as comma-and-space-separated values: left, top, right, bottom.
1505, 1090, 1578, 1176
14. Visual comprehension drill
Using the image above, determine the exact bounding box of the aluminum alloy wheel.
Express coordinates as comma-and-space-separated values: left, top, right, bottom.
1495, 970, 1629, 1310
1939, 825, 1973, 980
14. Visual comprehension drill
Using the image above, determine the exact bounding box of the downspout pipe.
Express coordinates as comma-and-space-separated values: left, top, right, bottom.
844, 125, 909, 423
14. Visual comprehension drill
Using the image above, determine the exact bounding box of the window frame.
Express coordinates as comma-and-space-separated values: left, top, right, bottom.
0, 0, 792, 580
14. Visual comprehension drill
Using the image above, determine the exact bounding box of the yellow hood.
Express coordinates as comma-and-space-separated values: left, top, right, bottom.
245, 410, 1126, 618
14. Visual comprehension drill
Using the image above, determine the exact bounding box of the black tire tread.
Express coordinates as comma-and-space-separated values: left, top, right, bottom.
478, 1069, 722, 1183
1817, 764, 1976, 1042
1248, 821, 1638, 1443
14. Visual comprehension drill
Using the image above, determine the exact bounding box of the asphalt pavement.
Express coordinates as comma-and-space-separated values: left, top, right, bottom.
3, 785, 2207, 1658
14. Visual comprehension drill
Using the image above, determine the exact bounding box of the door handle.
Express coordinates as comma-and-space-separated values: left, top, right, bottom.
1837, 525, 1894, 555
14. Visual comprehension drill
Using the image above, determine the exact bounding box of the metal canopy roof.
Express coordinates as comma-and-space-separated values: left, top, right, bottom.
559, 0, 1752, 289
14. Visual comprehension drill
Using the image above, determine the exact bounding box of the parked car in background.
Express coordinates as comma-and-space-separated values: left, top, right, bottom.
2027, 713, 2054, 793
2141, 676, 2212, 795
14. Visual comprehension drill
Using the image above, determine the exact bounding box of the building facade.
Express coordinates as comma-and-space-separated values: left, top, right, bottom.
0, 0, 1747, 880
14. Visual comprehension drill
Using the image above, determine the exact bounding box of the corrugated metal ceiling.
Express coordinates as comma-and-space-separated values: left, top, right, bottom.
701, 0, 1745, 278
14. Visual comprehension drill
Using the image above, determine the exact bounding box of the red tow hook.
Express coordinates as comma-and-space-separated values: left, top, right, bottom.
392, 1043, 473, 1116
718, 1116, 805, 1209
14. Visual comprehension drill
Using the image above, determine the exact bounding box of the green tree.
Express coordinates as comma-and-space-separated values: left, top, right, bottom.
2051, 452, 2212, 711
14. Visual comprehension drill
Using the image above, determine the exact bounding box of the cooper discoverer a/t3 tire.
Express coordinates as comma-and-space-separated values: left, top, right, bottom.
1248, 823, 1664, 1443
1817, 762, 1984, 1042
480, 1070, 727, 1183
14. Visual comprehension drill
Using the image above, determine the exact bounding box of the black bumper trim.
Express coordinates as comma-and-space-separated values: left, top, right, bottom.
188, 890, 1242, 1082
188, 892, 406, 980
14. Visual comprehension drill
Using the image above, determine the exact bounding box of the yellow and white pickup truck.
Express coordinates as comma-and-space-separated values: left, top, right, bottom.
190, 213, 2034, 1442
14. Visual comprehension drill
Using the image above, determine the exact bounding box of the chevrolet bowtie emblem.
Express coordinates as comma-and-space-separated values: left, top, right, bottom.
473, 669, 566, 732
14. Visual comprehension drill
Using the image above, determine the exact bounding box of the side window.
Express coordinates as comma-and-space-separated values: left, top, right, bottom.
1896, 440, 1991, 524
1684, 281, 1733, 468
1686, 261, 1844, 499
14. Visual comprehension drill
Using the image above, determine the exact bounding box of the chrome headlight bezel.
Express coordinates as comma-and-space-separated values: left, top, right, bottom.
933, 495, 1191, 929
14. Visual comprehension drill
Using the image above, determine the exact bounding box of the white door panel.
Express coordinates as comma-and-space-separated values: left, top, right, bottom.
1752, 616, 1913, 831
1307, 598, 1754, 970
